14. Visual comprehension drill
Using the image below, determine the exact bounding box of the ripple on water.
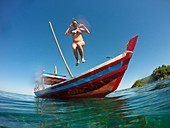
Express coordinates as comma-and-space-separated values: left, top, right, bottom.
0, 78, 170, 127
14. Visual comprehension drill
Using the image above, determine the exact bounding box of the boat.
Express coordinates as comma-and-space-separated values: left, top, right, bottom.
34, 35, 138, 98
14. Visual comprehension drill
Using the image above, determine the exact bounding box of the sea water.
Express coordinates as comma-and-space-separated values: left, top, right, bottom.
0, 78, 170, 128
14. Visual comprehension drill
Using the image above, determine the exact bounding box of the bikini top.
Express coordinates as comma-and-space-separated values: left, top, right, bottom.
72, 29, 82, 34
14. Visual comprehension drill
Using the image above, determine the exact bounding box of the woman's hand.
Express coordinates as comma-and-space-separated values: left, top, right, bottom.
79, 24, 90, 34
65, 24, 72, 35
69, 23, 73, 28
79, 24, 85, 28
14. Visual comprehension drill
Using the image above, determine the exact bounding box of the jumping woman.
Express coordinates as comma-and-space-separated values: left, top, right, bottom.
65, 20, 90, 66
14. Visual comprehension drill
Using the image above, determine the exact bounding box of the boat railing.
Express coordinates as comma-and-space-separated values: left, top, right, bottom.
34, 72, 67, 92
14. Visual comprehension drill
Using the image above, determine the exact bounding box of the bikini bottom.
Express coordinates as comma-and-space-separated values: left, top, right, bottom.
73, 40, 84, 44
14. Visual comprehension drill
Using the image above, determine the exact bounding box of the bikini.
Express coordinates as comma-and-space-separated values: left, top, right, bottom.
72, 29, 83, 44
72, 29, 82, 34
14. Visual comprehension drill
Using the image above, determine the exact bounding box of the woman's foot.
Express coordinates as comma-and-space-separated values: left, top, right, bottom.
82, 58, 86, 63
76, 60, 80, 66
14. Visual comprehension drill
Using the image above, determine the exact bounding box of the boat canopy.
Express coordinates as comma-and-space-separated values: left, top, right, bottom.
40, 71, 66, 85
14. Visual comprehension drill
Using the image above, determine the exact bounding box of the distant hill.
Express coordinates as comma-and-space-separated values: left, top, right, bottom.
132, 65, 170, 88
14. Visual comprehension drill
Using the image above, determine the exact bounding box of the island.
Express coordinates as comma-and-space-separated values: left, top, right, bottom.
132, 65, 170, 88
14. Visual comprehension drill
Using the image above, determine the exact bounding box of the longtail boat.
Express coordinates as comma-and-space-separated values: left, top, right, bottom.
34, 35, 138, 98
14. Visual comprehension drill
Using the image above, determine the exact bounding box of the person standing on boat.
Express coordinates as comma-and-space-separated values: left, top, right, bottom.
65, 20, 90, 66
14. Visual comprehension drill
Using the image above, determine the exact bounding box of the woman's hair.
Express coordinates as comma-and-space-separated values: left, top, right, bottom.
72, 20, 78, 24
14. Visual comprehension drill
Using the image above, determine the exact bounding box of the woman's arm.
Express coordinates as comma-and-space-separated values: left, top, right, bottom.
65, 24, 72, 35
79, 24, 90, 34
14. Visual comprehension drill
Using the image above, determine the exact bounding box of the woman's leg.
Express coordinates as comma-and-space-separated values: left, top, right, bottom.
72, 43, 79, 66
77, 41, 86, 63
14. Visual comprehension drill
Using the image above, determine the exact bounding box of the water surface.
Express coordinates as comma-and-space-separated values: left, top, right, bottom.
0, 78, 170, 128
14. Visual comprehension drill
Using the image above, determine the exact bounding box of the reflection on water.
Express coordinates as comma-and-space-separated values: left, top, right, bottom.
0, 78, 170, 128
35, 96, 128, 127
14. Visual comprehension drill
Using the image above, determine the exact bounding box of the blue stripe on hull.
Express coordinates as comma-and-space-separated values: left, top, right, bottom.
35, 62, 123, 96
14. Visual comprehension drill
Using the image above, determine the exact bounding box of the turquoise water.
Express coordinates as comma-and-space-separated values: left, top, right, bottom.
0, 78, 170, 128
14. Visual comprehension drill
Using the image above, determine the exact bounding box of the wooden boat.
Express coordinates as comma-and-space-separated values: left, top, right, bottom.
34, 35, 138, 98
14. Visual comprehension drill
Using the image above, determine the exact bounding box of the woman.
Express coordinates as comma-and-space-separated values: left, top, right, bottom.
65, 20, 90, 66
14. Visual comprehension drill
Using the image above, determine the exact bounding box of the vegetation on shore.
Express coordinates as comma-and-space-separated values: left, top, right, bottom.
132, 65, 170, 88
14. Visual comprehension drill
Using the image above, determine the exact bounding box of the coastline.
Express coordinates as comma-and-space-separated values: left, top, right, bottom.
114, 65, 170, 93
132, 65, 170, 88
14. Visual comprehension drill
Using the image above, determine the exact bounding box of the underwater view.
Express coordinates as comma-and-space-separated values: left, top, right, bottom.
0, 78, 170, 128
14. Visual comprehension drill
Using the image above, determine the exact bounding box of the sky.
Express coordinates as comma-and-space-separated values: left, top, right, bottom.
0, 0, 170, 95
